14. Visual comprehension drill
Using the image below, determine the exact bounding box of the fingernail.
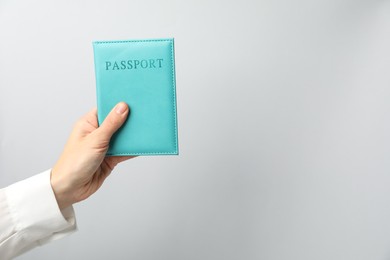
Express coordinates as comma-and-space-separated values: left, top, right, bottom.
115, 102, 127, 114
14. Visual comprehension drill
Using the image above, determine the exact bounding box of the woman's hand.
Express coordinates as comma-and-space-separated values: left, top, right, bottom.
51, 102, 135, 209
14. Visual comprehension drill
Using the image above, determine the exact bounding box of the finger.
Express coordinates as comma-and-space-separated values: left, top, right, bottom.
109, 156, 137, 164
72, 107, 99, 136
96, 102, 129, 141
84, 107, 98, 128
105, 156, 137, 170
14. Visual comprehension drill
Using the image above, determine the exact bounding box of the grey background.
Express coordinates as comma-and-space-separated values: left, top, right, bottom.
1, 0, 390, 259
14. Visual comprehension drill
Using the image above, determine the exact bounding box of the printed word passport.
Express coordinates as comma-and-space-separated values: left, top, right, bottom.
93, 38, 178, 155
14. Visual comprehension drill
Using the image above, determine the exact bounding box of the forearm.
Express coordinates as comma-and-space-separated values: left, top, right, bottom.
0, 170, 77, 259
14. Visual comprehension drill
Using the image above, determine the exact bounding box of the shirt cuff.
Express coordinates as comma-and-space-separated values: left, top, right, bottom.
4, 169, 77, 246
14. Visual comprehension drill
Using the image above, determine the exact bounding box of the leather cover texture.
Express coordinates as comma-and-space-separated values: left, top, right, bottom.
93, 38, 178, 156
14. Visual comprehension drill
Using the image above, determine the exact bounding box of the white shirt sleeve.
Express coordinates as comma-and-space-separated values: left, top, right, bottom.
0, 169, 77, 260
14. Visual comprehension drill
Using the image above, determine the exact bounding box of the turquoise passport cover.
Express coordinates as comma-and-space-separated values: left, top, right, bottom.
93, 38, 178, 156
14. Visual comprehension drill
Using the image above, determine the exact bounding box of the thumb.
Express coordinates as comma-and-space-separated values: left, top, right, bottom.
96, 102, 129, 141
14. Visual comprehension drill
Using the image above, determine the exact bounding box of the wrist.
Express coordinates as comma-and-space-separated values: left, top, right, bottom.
50, 168, 74, 210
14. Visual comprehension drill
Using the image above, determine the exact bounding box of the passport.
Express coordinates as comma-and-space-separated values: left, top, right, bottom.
93, 38, 178, 156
